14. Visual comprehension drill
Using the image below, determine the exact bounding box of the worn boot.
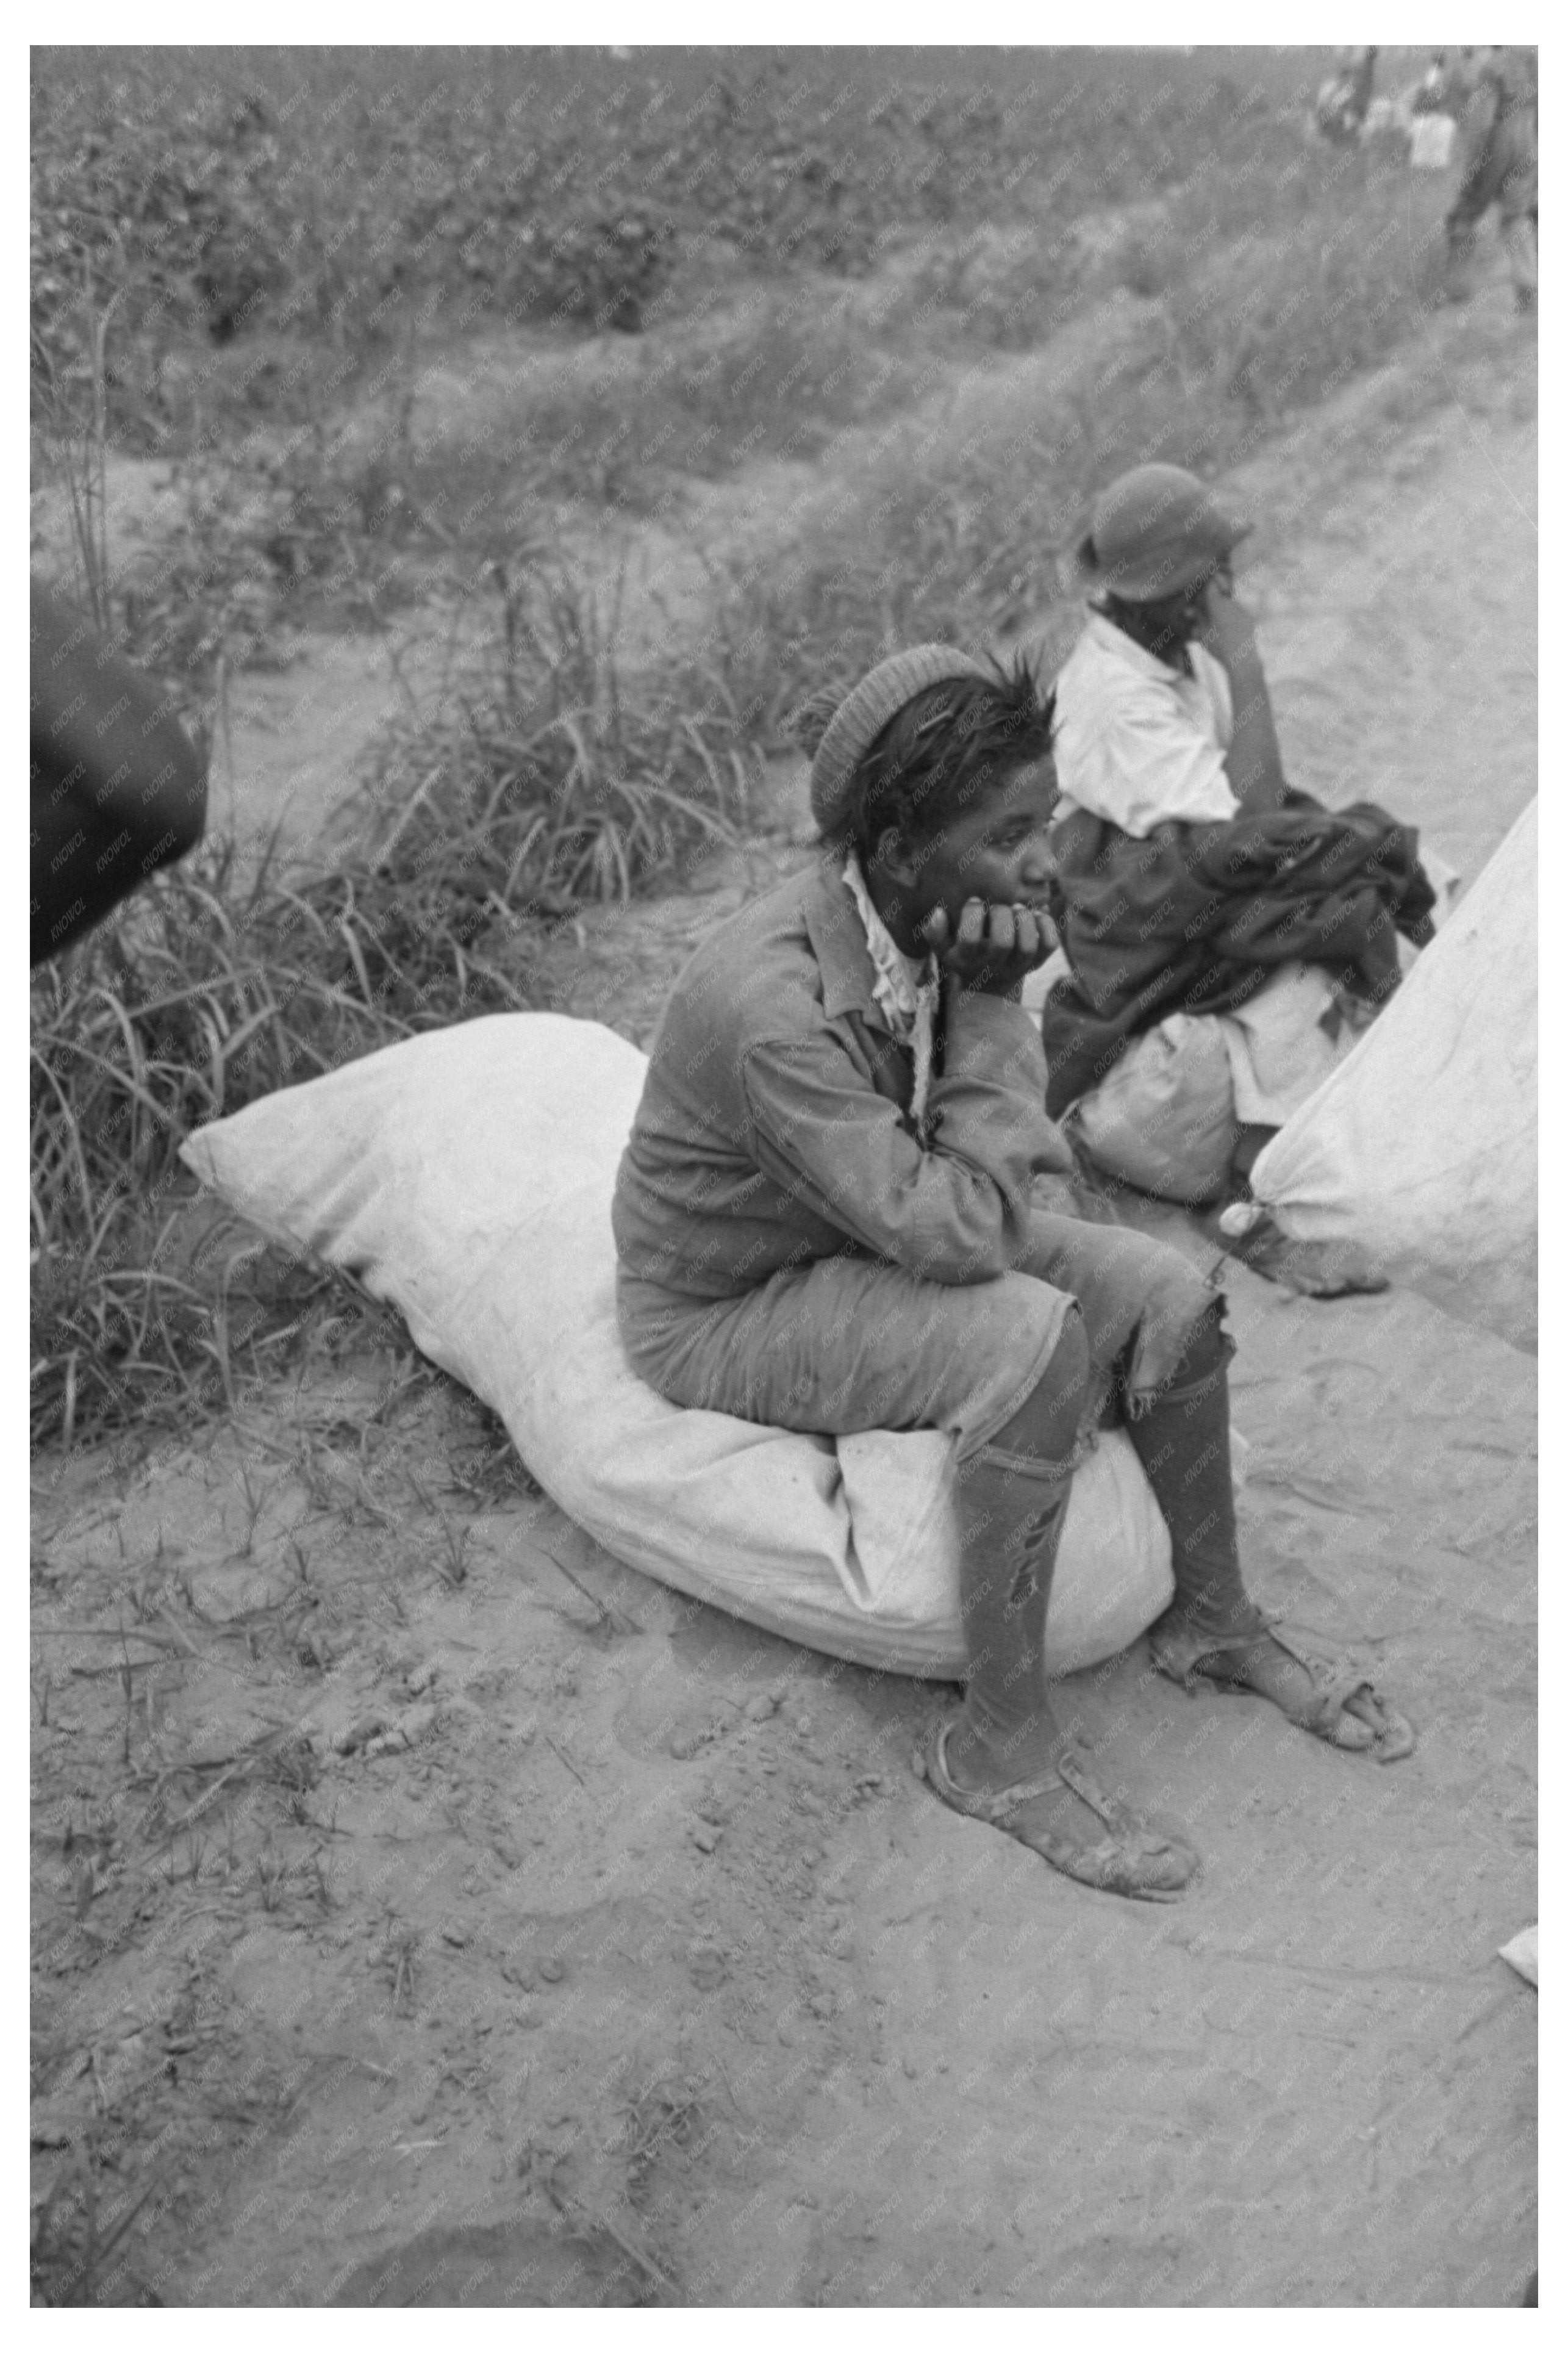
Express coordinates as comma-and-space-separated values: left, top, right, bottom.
1121, 1309, 1264, 1649
928, 1423, 1199, 1900
1127, 1307, 1414, 1761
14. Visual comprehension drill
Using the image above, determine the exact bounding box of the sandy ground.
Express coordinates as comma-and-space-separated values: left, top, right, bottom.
30, 262, 1536, 2305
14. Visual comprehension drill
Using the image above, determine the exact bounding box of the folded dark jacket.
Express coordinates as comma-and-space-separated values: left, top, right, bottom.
1042, 791, 1437, 1118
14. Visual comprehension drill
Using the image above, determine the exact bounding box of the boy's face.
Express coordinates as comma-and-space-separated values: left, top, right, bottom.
1126, 551, 1234, 642
885, 756, 1060, 937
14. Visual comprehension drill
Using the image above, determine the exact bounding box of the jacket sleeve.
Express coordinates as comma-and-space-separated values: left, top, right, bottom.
740, 991, 1067, 1284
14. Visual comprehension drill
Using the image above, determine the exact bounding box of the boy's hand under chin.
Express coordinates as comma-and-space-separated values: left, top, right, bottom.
920, 898, 1056, 1000
1190, 576, 1261, 664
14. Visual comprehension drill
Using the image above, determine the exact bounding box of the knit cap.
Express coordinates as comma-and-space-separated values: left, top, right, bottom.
807, 645, 994, 836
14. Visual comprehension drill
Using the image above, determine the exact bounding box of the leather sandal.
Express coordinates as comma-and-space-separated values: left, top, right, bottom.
923, 1716, 1198, 1902
1149, 1614, 1416, 1762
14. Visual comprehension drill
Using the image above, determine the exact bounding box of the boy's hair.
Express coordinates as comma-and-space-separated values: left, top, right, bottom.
805, 652, 1056, 859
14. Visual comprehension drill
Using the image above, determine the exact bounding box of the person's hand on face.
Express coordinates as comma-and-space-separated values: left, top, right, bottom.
1189, 557, 1259, 657
918, 898, 1055, 997
880, 753, 1059, 996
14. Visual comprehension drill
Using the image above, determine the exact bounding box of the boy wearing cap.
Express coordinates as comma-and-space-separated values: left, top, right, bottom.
1042, 464, 1438, 1290
1051, 463, 1287, 838
614, 646, 1412, 1905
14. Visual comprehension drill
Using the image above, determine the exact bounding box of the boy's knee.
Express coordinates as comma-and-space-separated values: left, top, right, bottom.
1046, 1311, 1092, 1401
1158, 1298, 1233, 1400
1180, 1296, 1230, 1368
1003, 1312, 1092, 1460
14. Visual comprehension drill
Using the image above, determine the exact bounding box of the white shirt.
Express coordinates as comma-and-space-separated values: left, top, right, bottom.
1051, 611, 1240, 838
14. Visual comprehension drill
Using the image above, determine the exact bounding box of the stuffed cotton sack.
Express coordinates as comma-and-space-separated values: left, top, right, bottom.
1249, 799, 1536, 1354
179, 1013, 1175, 1677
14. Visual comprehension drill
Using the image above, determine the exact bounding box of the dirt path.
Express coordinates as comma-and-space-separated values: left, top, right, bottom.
32, 293, 1536, 2305
1245, 329, 1537, 883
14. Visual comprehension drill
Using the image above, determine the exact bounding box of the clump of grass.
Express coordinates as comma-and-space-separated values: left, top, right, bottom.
29, 827, 536, 1451
1116, 135, 1451, 424
30, 556, 757, 1454
355, 558, 759, 910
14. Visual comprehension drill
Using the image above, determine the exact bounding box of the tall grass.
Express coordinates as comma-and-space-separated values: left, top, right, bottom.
30, 844, 443, 1451
354, 560, 760, 910
30, 562, 756, 1451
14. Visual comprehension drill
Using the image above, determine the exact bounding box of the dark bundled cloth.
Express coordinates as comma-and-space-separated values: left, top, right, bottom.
1042, 790, 1438, 1119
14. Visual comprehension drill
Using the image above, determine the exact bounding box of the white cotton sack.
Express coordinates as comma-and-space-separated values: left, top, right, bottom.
1498, 1925, 1539, 1991
1250, 799, 1536, 1353
179, 1012, 1174, 1678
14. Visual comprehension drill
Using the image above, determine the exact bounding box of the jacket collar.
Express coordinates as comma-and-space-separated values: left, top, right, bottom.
800, 855, 895, 1033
